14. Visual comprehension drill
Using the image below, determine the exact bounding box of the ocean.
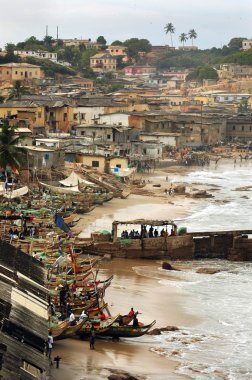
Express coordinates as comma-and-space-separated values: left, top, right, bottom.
82, 159, 252, 379
151, 159, 252, 379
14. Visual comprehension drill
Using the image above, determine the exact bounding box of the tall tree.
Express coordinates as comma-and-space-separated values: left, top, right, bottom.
164, 23, 175, 47
43, 35, 54, 49
188, 29, 197, 46
0, 123, 26, 171
96, 36, 107, 45
124, 38, 151, 59
179, 33, 188, 48
7, 81, 28, 100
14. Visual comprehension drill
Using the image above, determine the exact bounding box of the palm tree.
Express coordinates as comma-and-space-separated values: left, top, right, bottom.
164, 23, 175, 47
188, 29, 197, 46
0, 122, 26, 171
7, 80, 27, 101
179, 33, 188, 48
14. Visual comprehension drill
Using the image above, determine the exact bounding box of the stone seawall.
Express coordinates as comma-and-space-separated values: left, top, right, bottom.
84, 229, 252, 261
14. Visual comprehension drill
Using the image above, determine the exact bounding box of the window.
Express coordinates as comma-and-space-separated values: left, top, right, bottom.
116, 164, 121, 168
233, 125, 236, 131
92, 160, 99, 167
81, 131, 85, 136
73, 113, 78, 120
80, 113, 85, 120
21, 360, 43, 379
107, 134, 111, 139
64, 112, 67, 121
15, 71, 18, 74
38, 112, 42, 118
241, 126, 244, 131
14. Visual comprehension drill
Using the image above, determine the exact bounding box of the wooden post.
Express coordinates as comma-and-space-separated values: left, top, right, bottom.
113, 223, 117, 242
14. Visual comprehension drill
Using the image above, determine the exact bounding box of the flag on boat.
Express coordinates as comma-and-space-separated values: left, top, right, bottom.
54, 213, 74, 236
69, 245, 79, 273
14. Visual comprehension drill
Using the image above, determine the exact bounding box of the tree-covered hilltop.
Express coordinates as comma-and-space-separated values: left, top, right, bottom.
155, 38, 252, 70
1, 35, 252, 79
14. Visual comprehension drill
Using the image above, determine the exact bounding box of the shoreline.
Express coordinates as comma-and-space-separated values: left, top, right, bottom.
50, 165, 207, 380
50, 258, 198, 380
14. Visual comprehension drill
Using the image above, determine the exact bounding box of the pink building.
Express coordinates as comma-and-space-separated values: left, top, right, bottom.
124, 65, 156, 76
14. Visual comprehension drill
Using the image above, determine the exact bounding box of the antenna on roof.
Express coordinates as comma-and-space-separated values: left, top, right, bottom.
57, 26, 59, 41
46, 25, 48, 37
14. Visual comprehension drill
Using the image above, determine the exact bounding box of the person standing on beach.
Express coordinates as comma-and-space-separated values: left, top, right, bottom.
47, 331, 53, 364
89, 326, 95, 350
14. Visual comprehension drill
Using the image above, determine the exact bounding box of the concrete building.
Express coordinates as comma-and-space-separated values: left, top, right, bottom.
62, 38, 102, 50
107, 45, 128, 62
242, 39, 252, 50
226, 114, 252, 143
0, 63, 41, 83
218, 64, 252, 79
124, 65, 156, 76
90, 53, 117, 73
14, 50, 57, 62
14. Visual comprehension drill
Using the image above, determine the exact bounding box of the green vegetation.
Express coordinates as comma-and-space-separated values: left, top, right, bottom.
96, 36, 107, 46
221, 49, 252, 66
188, 29, 197, 46
179, 33, 188, 47
156, 49, 222, 69
186, 65, 219, 82
0, 123, 26, 170
7, 80, 29, 100
164, 23, 175, 47
124, 38, 151, 59
111, 40, 123, 46
155, 37, 252, 70
26, 57, 76, 77
1, 34, 252, 81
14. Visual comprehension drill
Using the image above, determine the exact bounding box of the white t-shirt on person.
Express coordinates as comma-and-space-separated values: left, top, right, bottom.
48, 335, 53, 349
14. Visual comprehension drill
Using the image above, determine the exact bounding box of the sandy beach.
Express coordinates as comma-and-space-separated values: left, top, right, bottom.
49, 166, 207, 380
50, 259, 199, 380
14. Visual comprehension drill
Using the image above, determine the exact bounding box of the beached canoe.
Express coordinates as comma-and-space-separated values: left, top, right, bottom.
97, 320, 156, 338
55, 318, 87, 340
48, 320, 69, 338
77, 314, 120, 337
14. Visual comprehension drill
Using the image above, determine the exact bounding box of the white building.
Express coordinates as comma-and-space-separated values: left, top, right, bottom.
14, 50, 58, 63
242, 39, 252, 51
97, 112, 131, 127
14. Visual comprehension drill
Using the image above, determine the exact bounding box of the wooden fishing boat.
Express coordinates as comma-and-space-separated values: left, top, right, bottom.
48, 320, 69, 338
97, 320, 156, 338
115, 311, 139, 326
55, 318, 87, 340
77, 314, 120, 338
72, 302, 108, 317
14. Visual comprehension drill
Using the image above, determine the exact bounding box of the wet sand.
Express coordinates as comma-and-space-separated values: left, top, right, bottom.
50, 259, 198, 380
50, 167, 206, 379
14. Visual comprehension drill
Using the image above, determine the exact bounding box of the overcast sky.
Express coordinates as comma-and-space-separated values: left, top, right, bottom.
1, 0, 251, 50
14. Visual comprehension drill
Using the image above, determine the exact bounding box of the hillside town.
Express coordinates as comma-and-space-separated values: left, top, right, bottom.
1, 30, 252, 380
